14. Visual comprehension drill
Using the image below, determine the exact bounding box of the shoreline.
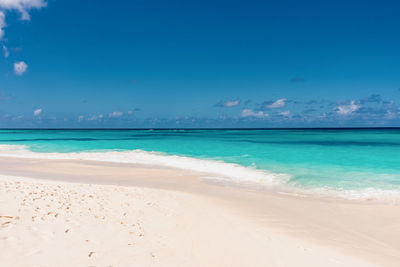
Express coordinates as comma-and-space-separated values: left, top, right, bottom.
1, 156, 400, 266
1, 145, 400, 204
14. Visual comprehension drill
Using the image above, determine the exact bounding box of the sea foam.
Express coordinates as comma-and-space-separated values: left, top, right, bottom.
1, 144, 400, 203
0, 144, 290, 187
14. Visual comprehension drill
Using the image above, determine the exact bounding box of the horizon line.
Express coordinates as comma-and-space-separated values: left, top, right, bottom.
1, 127, 400, 130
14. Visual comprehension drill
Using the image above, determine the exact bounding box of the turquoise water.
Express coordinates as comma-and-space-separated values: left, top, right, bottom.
1, 129, 400, 199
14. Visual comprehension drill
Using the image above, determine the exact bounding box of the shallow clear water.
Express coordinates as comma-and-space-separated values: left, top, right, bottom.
1, 129, 400, 199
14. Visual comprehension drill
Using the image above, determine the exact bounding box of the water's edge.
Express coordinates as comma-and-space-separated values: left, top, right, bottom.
1, 144, 400, 204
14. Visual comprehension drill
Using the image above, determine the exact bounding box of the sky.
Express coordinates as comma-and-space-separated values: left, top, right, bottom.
0, 0, 400, 128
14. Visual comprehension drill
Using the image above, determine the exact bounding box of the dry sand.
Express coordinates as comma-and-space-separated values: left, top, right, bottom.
1, 157, 400, 266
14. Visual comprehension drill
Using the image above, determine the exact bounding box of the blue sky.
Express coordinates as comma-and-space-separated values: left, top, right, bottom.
1, 0, 400, 128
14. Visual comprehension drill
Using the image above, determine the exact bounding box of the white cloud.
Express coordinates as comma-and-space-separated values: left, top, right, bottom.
87, 115, 96, 121
87, 114, 104, 121
215, 99, 240, 108
33, 108, 41, 116
223, 100, 240, 107
335, 101, 360, 115
109, 111, 123, 118
2, 44, 8, 57
265, 98, 287, 109
280, 110, 291, 116
127, 110, 133, 114
0, 11, 5, 39
385, 110, 397, 120
78, 115, 84, 122
14, 61, 27, 75
0, 0, 47, 39
241, 109, 269, 118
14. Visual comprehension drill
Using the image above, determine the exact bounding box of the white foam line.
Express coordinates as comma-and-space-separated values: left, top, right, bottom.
0, 144, 290, 186
2, 144, 400, 203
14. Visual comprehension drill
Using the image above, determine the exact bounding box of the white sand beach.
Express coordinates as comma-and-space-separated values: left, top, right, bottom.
1, 157, 400, 267
2, 0, 399, 266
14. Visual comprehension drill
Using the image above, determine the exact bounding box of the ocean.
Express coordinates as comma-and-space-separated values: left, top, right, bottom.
1, 128, 400, 201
